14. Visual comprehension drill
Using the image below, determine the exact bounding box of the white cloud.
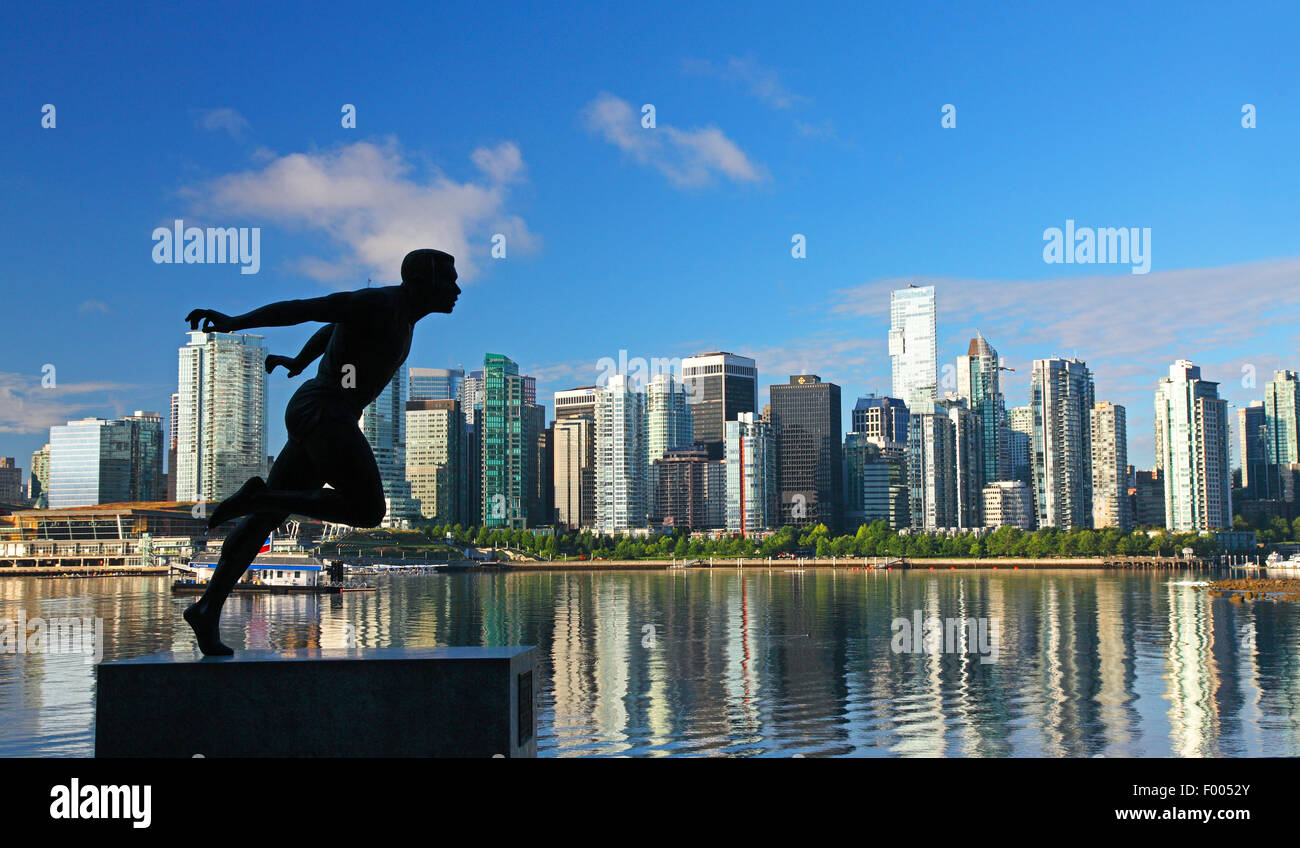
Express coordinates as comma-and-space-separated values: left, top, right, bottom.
78, 299, 109, 314
197, 108, 251, 139
0, 373, 142, 435
682, 55, 810, 110
194, 139, 536, 283
581, 93, 767, 188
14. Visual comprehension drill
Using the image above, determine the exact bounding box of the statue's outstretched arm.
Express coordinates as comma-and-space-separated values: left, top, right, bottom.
187, 289, 378, 333
266, 323, 334, 377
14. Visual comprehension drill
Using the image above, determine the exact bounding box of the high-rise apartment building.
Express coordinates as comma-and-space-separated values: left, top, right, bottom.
725, 412, 777, 535
1090, 401, 1131, 530
1029, 358, 1094, 529
167, 392, 179, 501
770, 375, 843, 530
594, 374, 647, 533
940, 396, 983, 530
1263, 370, 1300, 501
908, 411, 957, 530
28, 444, 49, 507
176, 331, 268, 503
1154, 360, 1231, 531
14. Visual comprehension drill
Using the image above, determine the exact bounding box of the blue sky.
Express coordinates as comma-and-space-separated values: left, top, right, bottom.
2, 0, 1299, 476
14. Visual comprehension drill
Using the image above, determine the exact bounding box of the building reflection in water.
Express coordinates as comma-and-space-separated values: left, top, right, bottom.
2, 570, 1299, 757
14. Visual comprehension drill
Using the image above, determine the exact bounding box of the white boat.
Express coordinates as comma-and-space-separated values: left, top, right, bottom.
1264, 552, 1300, 574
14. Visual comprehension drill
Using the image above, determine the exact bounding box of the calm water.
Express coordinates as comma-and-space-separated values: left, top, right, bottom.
2, 568, 1298, 757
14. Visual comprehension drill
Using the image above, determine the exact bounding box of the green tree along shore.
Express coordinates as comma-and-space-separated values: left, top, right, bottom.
371, 520, 1241, 562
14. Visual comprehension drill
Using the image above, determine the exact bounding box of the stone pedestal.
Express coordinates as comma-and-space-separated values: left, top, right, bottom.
95, 646, 537, 757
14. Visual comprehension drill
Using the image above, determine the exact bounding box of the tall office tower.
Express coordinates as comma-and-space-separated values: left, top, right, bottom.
770, 375, 843, 530
594, 374, 648, 533
1154, 360, 1232, 531
48, 418, 133, 507
1132, 469, 1166, 528
1238, 400, 1269, 498
681, 352, 758, 460
983, 481, 1035, 530
0, 458, 22, 502
480, 354, 541, 529
843, 434, 909, 529
176, 331, 268, 503
405, 398, 465, 525
1263, 370, 1300, 501
939, 396, 983, 529
121, 410, 165, 502
851, 394, 909, 443
1029, 358, 1095, 529
889, 284, 938, 413
360, 370, 421, 527
28, 444, 49, 507
908, 411, 957, 530
553, 417, 595, 531
725, 412, 777, 535
650, 446, 723, 530
534, 417, 553, 526
1090, 402, 1131, 530
167, 392, 179, 500
956, 331, 1005, 488
409, 367, 464, 402
553, 387, 600, 531
555, 386, 599, 420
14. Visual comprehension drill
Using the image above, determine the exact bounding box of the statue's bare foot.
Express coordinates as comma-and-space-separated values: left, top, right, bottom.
207, 477, 267, 529
183, 602, 233, 656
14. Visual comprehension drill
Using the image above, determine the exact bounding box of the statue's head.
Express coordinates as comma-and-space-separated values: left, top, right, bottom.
401, 249, 459, 313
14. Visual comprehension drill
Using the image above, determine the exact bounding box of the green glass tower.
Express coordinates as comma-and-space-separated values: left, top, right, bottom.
480, 353, 539, 528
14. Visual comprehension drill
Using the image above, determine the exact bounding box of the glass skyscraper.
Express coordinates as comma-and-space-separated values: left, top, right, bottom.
889, 285, 937, 414
409, 367, 464, 402
47, 412, 161, 508
361, 370, 422, 527
769, 374, 843, 530
481, 353, 541, 529
956, 331, 1005, 487
176, 331, 267, 503
681, 352, 758, 460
